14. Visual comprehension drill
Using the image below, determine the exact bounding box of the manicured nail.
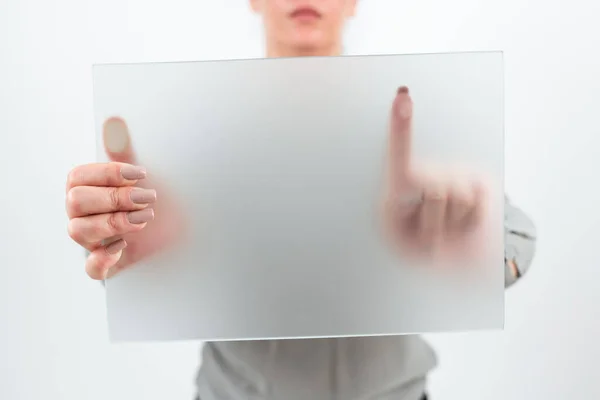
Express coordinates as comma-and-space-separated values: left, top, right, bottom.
121, 165, 147, 180
397, 86, 409, 94
130, 188, 157, 204
127, 208, 154, 224
106, 238, 127, 254
104, 117, 130, 153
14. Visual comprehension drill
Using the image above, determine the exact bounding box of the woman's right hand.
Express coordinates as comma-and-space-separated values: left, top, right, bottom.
66, 117, 184, 280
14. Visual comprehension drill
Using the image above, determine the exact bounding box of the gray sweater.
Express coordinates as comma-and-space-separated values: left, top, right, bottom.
194, 197, 537, 400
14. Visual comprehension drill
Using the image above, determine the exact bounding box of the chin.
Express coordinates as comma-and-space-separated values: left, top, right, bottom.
290, 35, 328, 53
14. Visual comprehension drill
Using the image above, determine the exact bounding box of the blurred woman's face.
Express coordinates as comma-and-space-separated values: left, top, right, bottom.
250, 0, 357, 53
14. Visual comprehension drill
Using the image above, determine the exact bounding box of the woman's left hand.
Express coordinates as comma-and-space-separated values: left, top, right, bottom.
382, 87, 495, 264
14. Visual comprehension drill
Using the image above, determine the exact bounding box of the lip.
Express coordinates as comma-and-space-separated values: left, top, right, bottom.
290, 6, 322, 20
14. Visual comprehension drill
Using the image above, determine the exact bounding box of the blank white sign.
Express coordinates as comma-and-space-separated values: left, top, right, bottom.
93, 52, 505, 342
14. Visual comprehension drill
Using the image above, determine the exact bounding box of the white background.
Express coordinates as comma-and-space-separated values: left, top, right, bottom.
1, 0, 599, 399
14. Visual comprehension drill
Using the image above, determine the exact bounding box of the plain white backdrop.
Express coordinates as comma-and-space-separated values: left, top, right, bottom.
1, 0, 599, 399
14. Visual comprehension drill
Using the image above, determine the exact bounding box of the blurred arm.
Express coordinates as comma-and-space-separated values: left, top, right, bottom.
504, 195, 537, 288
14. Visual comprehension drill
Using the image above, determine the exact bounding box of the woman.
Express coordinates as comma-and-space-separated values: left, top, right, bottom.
65, 1, 537, 399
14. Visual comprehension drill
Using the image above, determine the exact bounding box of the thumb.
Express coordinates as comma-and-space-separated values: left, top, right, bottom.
102, 116, 137, 164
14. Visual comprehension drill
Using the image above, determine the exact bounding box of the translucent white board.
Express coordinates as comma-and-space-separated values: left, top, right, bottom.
93, 52, 505, 342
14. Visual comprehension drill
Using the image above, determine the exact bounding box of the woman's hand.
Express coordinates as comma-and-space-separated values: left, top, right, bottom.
66, 117, 184, 280
382, 87, 495, 264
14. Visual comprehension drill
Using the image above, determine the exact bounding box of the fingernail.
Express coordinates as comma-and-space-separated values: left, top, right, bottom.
127, 208, 154, 224
106, 239, 127, 254
130, 188, 157, 204
121, 165, 147, 180
104, 117, 130, 153
397, 86, 409, 94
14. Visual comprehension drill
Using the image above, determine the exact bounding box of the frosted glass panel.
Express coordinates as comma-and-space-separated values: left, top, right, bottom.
93, 52, 505, 342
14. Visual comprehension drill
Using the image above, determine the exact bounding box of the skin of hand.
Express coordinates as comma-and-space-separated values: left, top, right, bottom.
65, 117, 185, 280
382, 86, 496, 265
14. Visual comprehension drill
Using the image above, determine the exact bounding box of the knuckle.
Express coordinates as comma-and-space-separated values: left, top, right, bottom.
65, 187, 82, 216
67, 219, 83, 243
457, 180, 474, 197
425, 188, 446, 202
106, 212, 127, 234
108, 162, 123, 184
87, 270, 103, 280
66, 166, 83, 188
86, 257, 106, 280
462, 194, 476, 209
108, 187, 122, 210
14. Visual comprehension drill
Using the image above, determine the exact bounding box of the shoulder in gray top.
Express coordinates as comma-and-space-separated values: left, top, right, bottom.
195, 197, 537, 400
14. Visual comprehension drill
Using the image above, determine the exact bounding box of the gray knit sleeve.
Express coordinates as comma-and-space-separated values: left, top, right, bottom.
503, 195, 537, 288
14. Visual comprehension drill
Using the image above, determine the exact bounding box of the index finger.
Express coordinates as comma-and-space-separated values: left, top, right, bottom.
66, 162, 147, 191
388, 86, 413, 189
